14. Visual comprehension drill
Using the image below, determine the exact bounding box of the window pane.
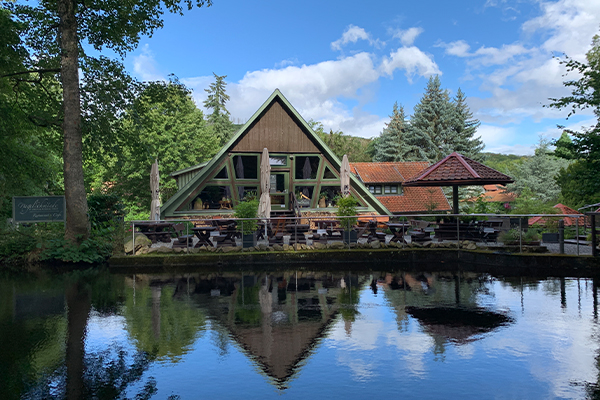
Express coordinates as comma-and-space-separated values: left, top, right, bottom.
369, 186, 375, 193
384, 186, 391, 194
214, 167, 228, 179
233, 155, 258, 179
374, 186, 382, 194
294, 186, 314, 208
269, 156, 287, 166
295, 156, 320, 179
391, 186, 398, 194
193, 186, 232, 210
323, 166, 336, 179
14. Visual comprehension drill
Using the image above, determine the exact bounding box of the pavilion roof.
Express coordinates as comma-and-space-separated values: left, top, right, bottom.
403, 152, 514, 187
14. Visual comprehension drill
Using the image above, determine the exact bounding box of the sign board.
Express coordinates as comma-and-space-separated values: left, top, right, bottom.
12, 196, 66, 223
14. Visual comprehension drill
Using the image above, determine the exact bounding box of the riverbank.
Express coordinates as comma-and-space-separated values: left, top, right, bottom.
109, 247, 600, 277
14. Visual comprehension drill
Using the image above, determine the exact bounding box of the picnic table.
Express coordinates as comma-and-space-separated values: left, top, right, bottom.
192, 225, 217, 247
385, 222, 409, 243
135, 221, 174, 244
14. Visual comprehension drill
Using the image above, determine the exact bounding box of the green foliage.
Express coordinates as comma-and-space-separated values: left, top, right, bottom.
234, 198, 259, 234
39, 228, 115, 264
310, 120, 374, 162
404, 76, 484, 162
204, 73, 235, 145
336, 196, 358, 230
90, 78, 220, 216
510, 186, 557, 214
374, 102, 409, 162
482, 152, 528, 175
87, 193, 125, 227
548, 32, 600, 207
499, 228, 539, 243
507, 139, 570, 204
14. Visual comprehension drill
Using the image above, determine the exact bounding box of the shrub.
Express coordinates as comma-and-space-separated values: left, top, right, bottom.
336, 196, 358, 230
234, 198, 259, 235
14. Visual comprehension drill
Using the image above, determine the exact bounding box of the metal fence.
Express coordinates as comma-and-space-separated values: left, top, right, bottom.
128, 213, 598, 256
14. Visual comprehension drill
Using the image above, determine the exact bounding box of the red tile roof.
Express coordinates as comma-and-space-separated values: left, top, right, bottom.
468, 184, 516, 203
528, 203, 586, 226
403, 152, 514, 186
375, 188, 451, 214
350, 162, 430, 183
350, 162, 451, 214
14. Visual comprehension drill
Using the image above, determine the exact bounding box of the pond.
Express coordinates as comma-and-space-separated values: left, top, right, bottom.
2, 267, 600, 399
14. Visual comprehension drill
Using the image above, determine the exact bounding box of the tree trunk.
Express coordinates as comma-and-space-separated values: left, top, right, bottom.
65, 281, 91, 400
58, 0, 89, 242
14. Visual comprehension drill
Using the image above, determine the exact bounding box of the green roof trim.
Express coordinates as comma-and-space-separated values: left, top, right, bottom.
170, 161, 209, 178
161, 89, 391, 216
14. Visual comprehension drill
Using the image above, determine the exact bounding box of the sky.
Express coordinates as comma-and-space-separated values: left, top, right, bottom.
123, 0, 600, 155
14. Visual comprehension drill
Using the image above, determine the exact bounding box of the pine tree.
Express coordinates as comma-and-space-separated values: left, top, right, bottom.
374, 102, 406, 161
405, 75, 455, 162
204, 73, 234, 145
451, 88, 485, 160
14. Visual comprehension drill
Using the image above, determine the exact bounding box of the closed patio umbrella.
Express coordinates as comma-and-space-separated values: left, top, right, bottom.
150, 159, 160, 221
302, 157, 311, 180
340, 154, 350, 197
258, 148, 271, 221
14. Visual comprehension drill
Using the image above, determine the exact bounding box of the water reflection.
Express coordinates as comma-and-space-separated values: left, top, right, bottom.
2, 270, 600, 399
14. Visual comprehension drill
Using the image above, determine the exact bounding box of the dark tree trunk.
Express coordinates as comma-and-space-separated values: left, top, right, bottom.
65, 282, 91, 400
58, 0, 89, 242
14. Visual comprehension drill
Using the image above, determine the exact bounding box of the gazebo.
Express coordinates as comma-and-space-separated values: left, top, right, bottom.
402, 152, 514, 214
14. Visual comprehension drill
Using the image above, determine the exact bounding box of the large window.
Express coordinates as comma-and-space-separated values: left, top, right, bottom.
294, 185, 315, 208
192, 185, 232, 210
233, 155, 258, 180
319, 185, 340, 207
295, 156, 319, 180
322, 166, 337, 180
214, 166, 228, 179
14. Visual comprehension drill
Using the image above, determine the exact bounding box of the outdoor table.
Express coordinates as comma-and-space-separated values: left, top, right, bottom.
286, 223, 310, 244
192, 226, 217, 247
135, 222, 174, 243
385, 222, 409, 243
312, 219, 339, 230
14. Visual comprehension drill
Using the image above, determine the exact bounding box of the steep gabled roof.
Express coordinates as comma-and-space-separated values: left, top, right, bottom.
161, 89, 391, 216
403, 152, 514, 187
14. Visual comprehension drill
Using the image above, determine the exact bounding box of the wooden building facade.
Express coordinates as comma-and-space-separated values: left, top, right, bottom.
161, 90, 390, 218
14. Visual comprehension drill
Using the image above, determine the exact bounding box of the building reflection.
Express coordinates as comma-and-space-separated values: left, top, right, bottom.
161, 271, 367, 388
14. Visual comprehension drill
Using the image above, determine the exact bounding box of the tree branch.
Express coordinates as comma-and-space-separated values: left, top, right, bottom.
1, 68, 61, 78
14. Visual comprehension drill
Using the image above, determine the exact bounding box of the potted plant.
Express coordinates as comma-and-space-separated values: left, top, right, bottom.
318, 191, 327, 208
336, 195, 358, 244
234, 197, 259, 248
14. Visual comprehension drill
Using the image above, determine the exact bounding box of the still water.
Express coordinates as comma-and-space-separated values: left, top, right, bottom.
2, 267, 600, 399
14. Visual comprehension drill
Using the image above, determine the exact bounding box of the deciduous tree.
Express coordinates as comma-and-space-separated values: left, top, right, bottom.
4, 0, 212, 242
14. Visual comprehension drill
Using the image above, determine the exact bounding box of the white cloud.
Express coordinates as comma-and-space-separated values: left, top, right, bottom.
442, 0, 600, 127
380, 46, 441, 82
132, 44, 165, 82
392, 27, 424, 46
331, 25, 382, 51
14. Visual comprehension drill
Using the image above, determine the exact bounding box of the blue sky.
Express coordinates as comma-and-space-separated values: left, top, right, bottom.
124, 0, 600, 155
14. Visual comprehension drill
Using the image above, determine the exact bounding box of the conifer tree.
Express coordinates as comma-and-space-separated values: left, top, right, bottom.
204, 73, 234, 145
374, 102, 405, 162
451, 88, 485, 160
405, 75, 455, 162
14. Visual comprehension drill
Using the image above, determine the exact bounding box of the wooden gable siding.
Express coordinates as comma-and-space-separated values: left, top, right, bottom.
232, 99, 319, 153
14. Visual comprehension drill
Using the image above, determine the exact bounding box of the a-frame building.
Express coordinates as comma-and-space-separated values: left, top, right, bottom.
161, 89, 390, 218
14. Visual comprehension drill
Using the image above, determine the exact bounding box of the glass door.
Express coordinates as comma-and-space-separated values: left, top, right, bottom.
270, 172, 289, 210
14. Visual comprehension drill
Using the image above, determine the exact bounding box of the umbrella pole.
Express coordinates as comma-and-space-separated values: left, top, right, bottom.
453, 185, 459, 215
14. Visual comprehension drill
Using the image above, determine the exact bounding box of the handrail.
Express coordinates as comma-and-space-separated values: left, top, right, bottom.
289, 192, 301, 219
